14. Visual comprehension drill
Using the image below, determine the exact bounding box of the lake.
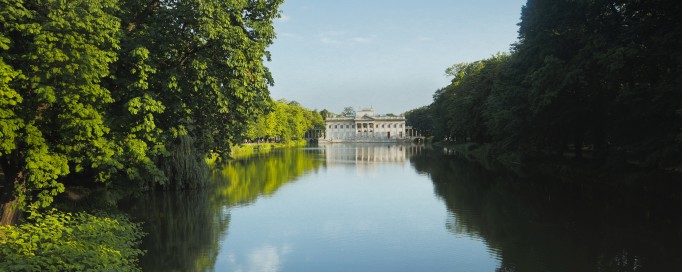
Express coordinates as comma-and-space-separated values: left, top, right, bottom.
125, 144, 682, 272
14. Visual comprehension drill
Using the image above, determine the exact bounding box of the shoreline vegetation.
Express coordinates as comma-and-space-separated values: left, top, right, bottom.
0, 0, 287, 269
230, 140, 309, 158
435, 141, 682, 190
406, 1, 681, 173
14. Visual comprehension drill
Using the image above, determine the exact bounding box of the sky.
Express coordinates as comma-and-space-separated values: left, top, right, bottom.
267, 0, 527, 115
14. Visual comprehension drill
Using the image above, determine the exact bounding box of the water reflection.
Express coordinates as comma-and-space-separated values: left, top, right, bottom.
323, 144, 423, 164
410, 149, 682, 272
124, 190, 229, 271
126, 145, 682, 272
211, 148, 326, 207
125, 148, 325, 272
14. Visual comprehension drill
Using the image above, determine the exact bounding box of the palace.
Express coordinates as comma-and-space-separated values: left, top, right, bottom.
322, 108, 418, 143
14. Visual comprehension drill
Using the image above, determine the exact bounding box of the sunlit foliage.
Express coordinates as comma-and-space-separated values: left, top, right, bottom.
0, 210, 144, 271
0, 0, 284, 222
243, 99, 325, 143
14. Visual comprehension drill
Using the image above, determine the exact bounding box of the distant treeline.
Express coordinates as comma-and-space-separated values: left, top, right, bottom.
407, 0, 681, 168
243, 100, 325, 143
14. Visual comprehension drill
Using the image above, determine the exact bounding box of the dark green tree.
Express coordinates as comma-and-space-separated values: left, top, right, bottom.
320, 109, 331, 120
405, 105, 434, 136
341, 106, 355, 116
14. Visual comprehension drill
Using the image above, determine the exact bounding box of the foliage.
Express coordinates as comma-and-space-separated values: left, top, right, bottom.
161, 135, 209, 190
0, 0, 122, 217
411, 0, 682, 167
243, 100, 324, 143
319, 109, 331, 119
230, 139, 307, 159
341, 106, 355, 116
432, 53, 510, 143
0, 210, 144, 271
0, 0, 284, 221
405, 107, 432, 137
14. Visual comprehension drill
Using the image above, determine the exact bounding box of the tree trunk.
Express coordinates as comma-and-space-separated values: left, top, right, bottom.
0, 162, 23, 226
0, 197, 21, 226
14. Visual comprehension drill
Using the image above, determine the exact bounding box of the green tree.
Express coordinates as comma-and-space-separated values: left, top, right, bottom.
243, 100, 322, 143
320, 109, 331, 120
422, 0, 682, 167
511, 0, 682, 163
0, 0, 284, 224
405, 105, 434, 136
431, 53, 510, 143
341, 106, 355, 116
109, 0, 284, 186
0, 0, 122, 224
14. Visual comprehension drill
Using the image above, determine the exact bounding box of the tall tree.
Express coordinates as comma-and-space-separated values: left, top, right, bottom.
405, 105, 434, 136
0, 0, 284, 224
109, 0, 284, 187
0, 0, 122, 224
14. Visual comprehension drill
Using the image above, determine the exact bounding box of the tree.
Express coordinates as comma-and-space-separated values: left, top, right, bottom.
1, 0, 122, 224
110, 0, 284, 185
431, 53, 510, 143
511, 0, 682, 163
405, 106, 434, 136
0, 0, 285, 224
422, 0, 682, 166
341, 106, 355, 116
242, 100, 322, 143
320, 109, 331, 120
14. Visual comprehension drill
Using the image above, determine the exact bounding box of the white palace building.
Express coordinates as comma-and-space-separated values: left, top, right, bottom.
322, 108, 419, 143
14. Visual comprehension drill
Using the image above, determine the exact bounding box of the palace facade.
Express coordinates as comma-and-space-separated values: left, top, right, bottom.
323, 108, 416, 142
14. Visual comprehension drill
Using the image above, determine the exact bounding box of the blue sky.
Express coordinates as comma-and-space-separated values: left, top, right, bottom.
267, 0, 527, 115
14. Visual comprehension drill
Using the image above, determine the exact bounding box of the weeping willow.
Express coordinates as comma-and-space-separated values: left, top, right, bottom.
161, 135, 209, 190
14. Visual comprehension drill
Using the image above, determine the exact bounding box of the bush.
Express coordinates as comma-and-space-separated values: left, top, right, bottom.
0, 210, 144, 271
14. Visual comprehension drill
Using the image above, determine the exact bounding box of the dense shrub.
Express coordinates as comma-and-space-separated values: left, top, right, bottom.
0, 210, 144, 271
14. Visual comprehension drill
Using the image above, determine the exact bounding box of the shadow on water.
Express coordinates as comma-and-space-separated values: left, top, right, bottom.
410, 148, 682, 272
123, 148, 325, 272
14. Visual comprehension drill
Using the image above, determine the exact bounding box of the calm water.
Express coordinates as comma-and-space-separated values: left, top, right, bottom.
125, 144, 682, 272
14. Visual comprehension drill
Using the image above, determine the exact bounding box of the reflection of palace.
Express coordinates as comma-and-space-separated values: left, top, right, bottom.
322, 108, 420, 143
324, 144, 423, 163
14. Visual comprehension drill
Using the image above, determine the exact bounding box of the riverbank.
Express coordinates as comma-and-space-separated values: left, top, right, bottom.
227, 140, 309, 159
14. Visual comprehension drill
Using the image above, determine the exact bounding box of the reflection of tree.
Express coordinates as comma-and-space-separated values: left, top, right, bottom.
411, 150, 682, 272
212, 148, 325, 206
125, 148, 324, 271
125, 190, 229, 272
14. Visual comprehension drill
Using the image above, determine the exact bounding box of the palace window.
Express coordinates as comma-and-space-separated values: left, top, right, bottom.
334, 125, 337, 128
